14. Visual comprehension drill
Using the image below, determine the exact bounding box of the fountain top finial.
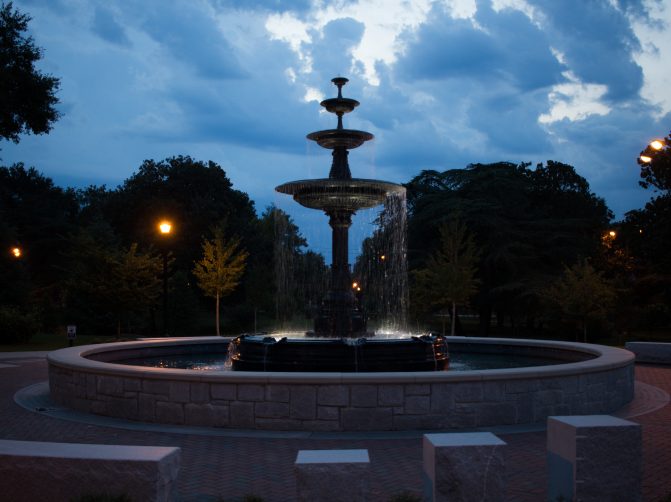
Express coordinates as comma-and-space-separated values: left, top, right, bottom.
332, 77, 348, 98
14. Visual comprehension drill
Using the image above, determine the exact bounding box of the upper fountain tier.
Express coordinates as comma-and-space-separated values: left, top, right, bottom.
306, 77, 374, 151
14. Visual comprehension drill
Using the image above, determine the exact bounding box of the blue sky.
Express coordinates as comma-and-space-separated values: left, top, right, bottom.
3, 0, 671, 258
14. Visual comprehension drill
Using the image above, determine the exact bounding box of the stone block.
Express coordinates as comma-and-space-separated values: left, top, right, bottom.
317, 406, 340, 421
625, 341, 671, 364
342, 407, 392, 431
266, 384, 290, 402
142, 379, 170, 396
97, 376, 123, 396
185, 403, 229, 426
453, 382, 483, 403
230, 401, 255, 428
211, 383, 236, 400
290, 386, 317, 420
156, 401, 184, 424
190, 383, 210, 403
547, 415, 642, 502
0, 440, 181, 502
378, 385, 404, 406
430, 384, 454, 413
405, 395, 430, 415
423, 432, 506, 502
255, 401, 290, 419
318, 385, 349, 406
169, 382, 191, 403
405, 384, 430, 396
295, 449, 370, 502
350, 385, 377, 407
138, 393, 156, 421
237, 384, 265, 402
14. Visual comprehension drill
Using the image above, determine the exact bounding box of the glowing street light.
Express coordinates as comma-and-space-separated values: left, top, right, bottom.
11, 246, 21, 258
639, 155, 652, 163
158, 220, 173, 336
609, 230, 616, 238
158, 221, 172, 235
650, 140, 664, 150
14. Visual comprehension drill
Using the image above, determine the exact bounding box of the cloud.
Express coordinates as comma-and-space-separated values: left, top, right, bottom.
92, 6, 131, 46
140, 2, 246, 80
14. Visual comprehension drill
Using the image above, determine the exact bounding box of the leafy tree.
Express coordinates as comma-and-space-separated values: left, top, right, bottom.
64, 228, 163, 337
412, 217, 480, 336
0, 2, 60, 143
406, 162, 611, 336
193, 228, 248, 336
543, 260, 616, 342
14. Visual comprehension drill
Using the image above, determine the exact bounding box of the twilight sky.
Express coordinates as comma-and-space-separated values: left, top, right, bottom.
3, 0, 671, 257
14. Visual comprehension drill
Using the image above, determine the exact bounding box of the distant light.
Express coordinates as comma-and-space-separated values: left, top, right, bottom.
639, 229, 643, 234
380, 254, 386, 261
11, 247, 21, 258
650, 140, 664, 150
609, 230, 616, 238
352, 282, 358, 289
158, 221, 172, 234
639, 155, 652, 163
356, 287, 361, 292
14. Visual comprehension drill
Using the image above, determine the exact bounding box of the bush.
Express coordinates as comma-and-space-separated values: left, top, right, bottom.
0, 305, 40, 343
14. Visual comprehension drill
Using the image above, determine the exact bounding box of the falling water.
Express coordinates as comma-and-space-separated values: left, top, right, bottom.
353, 190, 409, 333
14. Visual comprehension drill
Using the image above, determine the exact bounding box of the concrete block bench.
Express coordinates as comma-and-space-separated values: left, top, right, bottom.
547, 415, 641, 502
0, 440, 181, 502
423, 432, 506, 502
295, 449, 370, 502
625, 341, 671, 364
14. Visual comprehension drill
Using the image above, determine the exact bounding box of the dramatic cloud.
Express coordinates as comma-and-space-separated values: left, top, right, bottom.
4, 0, 671, 255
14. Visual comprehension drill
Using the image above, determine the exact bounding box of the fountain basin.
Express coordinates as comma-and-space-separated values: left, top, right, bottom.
275, 178, 405, 211
47, 337, 634, 432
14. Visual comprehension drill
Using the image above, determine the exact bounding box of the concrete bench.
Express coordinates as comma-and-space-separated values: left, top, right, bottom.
625, 341, 671, 364
423, 432, 506, 502
0, 440, 181, 502
547, 415, 641, 502
295, 449, 370, 502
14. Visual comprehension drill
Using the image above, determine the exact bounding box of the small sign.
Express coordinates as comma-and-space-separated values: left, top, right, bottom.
66, 325, 77, 339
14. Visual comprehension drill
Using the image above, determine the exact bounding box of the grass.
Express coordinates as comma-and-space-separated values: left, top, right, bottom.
0, 332, 136, 352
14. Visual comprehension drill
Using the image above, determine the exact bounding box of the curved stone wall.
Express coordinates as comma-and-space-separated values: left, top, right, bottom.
47, 337, 635, 432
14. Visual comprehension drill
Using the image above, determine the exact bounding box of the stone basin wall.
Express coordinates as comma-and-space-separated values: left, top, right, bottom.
47, 337, 635, 432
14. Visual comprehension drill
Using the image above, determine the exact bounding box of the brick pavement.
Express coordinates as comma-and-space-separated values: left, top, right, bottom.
0, 355, 669, 501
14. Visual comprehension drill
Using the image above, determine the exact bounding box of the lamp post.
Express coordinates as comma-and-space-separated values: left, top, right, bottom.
158, 220, 172, 336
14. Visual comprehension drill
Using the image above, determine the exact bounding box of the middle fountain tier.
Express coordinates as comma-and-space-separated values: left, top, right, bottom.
231, 77, 448, 372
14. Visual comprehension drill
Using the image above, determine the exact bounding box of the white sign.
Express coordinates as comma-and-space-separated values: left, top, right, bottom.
66, 325, 77, 339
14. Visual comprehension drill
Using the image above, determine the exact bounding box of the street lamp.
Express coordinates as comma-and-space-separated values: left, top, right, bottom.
158, 220, 172, 336
10, 246, 21, 258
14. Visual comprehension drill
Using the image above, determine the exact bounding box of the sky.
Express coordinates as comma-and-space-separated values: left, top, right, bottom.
3, 0, 671, 259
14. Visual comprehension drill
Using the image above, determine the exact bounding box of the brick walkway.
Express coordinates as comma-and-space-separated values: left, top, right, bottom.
0, 355, 669, 501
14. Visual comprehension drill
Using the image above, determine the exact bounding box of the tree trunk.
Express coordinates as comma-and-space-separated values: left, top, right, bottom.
451, 301, 457, 337
216, 292, 221, 337
116, 318, 121, 340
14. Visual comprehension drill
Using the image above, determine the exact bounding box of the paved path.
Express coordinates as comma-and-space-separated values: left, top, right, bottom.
1, 352, 670, 501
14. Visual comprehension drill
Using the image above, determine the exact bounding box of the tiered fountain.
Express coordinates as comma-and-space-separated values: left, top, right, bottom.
228, 77, 448, 371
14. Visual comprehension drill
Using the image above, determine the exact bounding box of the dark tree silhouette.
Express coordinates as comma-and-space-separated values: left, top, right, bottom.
0, 2, 60, 143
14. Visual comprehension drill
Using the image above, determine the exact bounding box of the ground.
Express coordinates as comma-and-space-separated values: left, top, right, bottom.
0, 353, 669, 501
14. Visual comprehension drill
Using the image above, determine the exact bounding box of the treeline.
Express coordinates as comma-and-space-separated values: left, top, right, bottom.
0, 156, 323, 341
2, 156, 670, 344
359, 160, 671, 341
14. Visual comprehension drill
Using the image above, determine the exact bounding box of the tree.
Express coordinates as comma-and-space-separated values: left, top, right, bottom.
543, 260, 616, 342
406, 162, 611, 336
0, 2, 60, 143
193, 229, 248, 336
64, 230, 163, 337
637, 131, 671, 192
412, 217, 480, 336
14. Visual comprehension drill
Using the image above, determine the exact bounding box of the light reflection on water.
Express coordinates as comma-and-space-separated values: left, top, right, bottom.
116, 351, 565, 372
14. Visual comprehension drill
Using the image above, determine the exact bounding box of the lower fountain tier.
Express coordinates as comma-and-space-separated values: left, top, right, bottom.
229, 334, 449, 372
275, 178, 406, 212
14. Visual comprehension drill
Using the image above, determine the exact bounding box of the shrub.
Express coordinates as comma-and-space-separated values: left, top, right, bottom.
0, 305, 40, 343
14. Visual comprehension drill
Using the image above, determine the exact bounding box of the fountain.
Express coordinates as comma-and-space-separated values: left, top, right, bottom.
228, 77, 448, 372
45, 77, 635, 432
